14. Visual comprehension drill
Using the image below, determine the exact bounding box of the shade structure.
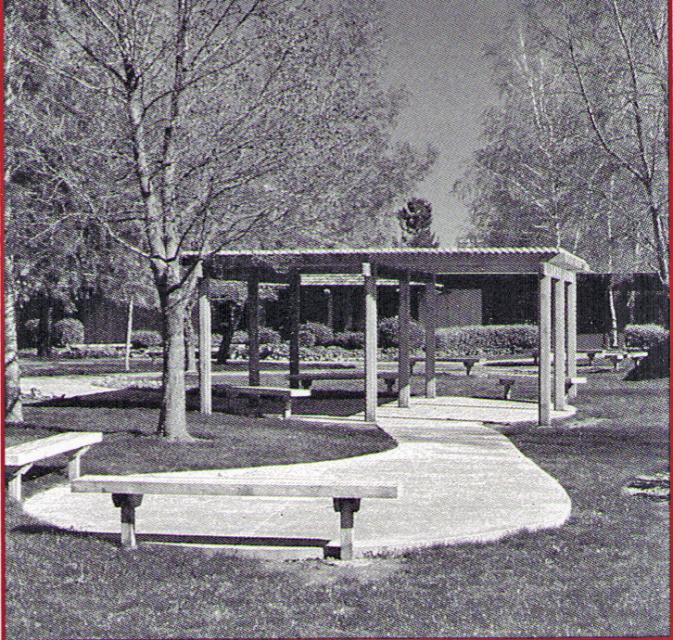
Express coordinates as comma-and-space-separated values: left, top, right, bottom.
184, 247, 589, 426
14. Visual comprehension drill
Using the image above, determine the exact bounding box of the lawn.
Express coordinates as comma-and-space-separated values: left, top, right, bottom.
5, 366, 669, 638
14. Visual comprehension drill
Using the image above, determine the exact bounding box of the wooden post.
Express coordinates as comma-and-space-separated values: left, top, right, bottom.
7, 464, 32, 502
424, 276, 437, 399
198, 277, 212, 415
247, 271, 260, 387
553, 278, 566, 411
324, 287, 334, 330
112, 494, 143, 549
67, 446, 92, 480
538, 273, 552, 426
124, 297, 134, 372
566, 278, 578, 400
333, 498, 361, 560
289, 271, 301, 389
398, 271, 411, 408
364, 263, 378, 422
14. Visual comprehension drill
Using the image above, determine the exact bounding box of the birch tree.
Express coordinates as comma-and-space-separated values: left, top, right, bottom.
12, 0, 435, 439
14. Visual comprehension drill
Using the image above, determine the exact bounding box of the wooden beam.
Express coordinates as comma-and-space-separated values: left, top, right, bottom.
566, 279, 578, 400
541, 262, 575, 283
538, 273, 552, 426
363, 263, 378, 422
424, 276, 437, 398
288, 271, 301, 389
553, 278, 566, 411
247, 271, 260, 386
198, 277, 212, 415
398, 271, 411, 408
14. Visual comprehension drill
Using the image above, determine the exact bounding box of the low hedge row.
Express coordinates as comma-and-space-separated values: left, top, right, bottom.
435, 324, 538, 356
624, 324, 669, 349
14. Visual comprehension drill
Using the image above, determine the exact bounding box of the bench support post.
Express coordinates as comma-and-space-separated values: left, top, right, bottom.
363, 263, 378, 422
424, 276, 437, 399
333, 498, 361, 560
553, 277, 566, 411
538, 272, 552, 426
67, 446, 92, 481
282, 397, 292, 420
6, 463, 33, 502
398, 271, 411, 408
112, 494, 144, 549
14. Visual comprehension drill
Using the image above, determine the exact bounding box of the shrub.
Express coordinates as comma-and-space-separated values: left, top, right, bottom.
230, 327, 281, 345
332, 331, 365, 350
378, 316, 424, 349
624, 324, 669, 350
626, 337, 669, 380
435, 324, 538, 356
131, 329, 162, 349
211, 332, 223, 348
299, 322, 334, 346
23, 318, 41, 347
52, 318, 85, 347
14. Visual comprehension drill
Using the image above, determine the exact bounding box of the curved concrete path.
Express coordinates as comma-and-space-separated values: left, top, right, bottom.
24, 399, 572, 559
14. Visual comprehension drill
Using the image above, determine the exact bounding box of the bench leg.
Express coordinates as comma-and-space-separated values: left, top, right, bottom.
6, 464, 33, 502
587, 354, 596, 366
465, 362, 474, 376
503, 383, 513, 400
283, 398, 292, 420
112, 494, 144, 549
333, 498, 361, 560
68, 445, 92, 481
385, 379, 395, 393
301, 380, 312, 390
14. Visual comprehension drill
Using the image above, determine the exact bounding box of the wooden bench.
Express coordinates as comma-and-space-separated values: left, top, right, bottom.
497, 375, 587, 400
6, 432, 103, 502
71, 475, 398, 560
289, 371, 401, 393
437, 357, 483, 376
216, 384, 311, 419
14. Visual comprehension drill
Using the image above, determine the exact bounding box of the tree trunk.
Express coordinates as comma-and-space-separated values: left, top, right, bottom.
4, 255, 23, 423
124, 297, 134, 372
156, 271, 193, 441
606, 275, 619, 348
216, 303, 241, 365
184, 314, 197, 372
37, 296, 53, 357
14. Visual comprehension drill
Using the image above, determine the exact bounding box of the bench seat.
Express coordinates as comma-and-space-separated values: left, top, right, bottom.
289, 370, 401, 392
72, 475, 398, 560
6, 431, 103, 501
436, 357, 483, 375
216, 384, 310, 419
497, 375, 586, 400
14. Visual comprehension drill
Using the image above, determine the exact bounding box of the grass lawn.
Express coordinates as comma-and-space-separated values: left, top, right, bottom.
5, 366, 669, 638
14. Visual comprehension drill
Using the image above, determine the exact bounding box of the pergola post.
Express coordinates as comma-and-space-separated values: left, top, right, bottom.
398, 271, 411, 408
553, 277, 566, 410
247, 271, 260, 386
288, 271, 301, 389
198, 276, 212, 415
363, 263, 378, 422
324, 287, 334, 330
566, 276, 578, 400
424, 276, 437, 399
538, 272, 552, 426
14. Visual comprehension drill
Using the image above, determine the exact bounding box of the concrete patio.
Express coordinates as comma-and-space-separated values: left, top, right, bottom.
23, 397, 573, 560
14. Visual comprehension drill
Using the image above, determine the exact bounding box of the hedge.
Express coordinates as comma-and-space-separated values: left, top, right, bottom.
23, 318, 41, 347
378, 316, 425, 349
332, 331, 365, 350
624, 324, 669, 350
52, 318, 85, 347
231, 327, 282, 345
435, 324, 538, 356
299, 322, 334, 347
131, 329, 162, 349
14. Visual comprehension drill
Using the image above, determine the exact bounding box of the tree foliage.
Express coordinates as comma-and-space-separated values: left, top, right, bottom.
396, 197, 439, 248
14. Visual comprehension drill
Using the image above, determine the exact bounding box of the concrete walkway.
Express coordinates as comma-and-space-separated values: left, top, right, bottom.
23, 398, 572, 559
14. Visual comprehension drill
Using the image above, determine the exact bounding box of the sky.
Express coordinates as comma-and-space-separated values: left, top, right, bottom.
381, 0, 519, 246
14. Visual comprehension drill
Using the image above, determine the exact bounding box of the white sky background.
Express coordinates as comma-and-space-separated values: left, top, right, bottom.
382, 0, 518, 246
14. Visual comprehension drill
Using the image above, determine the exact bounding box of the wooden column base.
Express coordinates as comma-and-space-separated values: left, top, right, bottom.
112, 494, 144, 549
6, 463, 34, 502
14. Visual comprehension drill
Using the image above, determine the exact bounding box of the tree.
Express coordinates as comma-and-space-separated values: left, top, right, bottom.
396, 198, 439, 247
13, 0, 436, 439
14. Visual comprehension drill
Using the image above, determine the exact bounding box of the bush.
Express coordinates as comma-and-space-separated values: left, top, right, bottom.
299, 322, 334, 346
378, 316, 425, 349
332, 331, 365, 350
626, 337, 669, 380
52, 318, 85, 347
23, 318, 41, 347
131, 329, 162, 349
624, 324, 669, 350
435, 324, 538, 356
230, 327, 282, 345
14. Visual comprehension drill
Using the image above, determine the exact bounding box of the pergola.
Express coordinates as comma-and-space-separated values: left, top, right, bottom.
184, 247, 590, 426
